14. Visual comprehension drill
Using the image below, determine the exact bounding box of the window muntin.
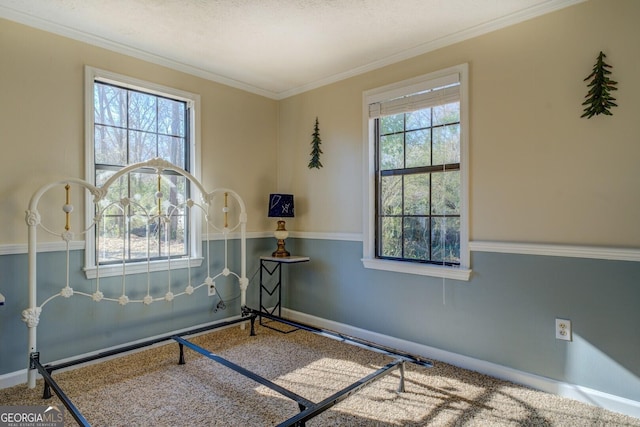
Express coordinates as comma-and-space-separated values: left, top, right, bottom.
376, 100, 461, 265
93, 81, 190, 265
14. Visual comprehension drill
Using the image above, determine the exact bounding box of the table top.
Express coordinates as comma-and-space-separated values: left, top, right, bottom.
260, 255, 310, 263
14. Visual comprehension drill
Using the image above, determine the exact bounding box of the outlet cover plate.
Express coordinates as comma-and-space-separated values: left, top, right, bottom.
555, 318, 572, 341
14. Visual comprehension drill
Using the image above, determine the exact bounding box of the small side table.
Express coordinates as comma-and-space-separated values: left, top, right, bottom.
259, 255, 310, 332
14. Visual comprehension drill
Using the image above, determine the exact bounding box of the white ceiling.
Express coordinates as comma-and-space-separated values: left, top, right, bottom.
0, 0, 583, 99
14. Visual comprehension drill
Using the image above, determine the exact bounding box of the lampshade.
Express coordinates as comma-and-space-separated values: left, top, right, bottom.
268, 194, 294, 218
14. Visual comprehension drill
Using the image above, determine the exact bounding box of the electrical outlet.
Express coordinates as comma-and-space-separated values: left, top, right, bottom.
555, 318, 572, 341
208, 282, 216, 296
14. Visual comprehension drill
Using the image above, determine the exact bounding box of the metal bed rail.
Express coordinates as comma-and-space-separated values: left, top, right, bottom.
30, 314, 257, 425
174, 336, 315, 412
175, 332, 409, 427
29, 354, 90, 427
238, 307, 433, 426
244, 307, 433, 369
31, 308, 433, 426
277, 359, 406, 427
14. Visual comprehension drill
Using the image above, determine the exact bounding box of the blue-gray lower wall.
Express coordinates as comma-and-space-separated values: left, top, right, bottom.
1, 236, 639, 407
285, 238, 640, 404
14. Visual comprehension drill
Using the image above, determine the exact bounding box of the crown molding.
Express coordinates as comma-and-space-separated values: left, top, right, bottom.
275, 0, 586, 99
0, 1, 586, 101
0, 5, 279, 99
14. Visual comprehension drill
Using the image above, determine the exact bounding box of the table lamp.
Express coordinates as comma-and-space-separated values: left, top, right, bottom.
268, 194, 294, 257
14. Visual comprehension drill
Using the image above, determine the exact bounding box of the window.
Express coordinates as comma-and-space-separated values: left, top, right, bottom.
84, 67, 201, 278
362, 64, 470, 280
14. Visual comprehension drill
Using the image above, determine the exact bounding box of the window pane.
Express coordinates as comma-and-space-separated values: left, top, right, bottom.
163, 175, 188, 208
94, 84, 126, 127
406, 108, 431, 130
177, 176, 187, 199
406, 129, 430, 168
97, 172, 128, 202
129, 172, 159, 216
379, 114, 404, 135
431, 171, 460, 215
433, 124, 460, 165
158, 98, 185, 137
128, 212, 151, 261
95, 125, 126, 166
95, 169, 114, 187
433, 102, 460, 126
159, 136, 186, 168
380, 133, 404, 170
98, 207, 126, 263
404, 173, 430, 215
96, 182, 129, 264
380, 175, 402, 215
160, 210, 186, 257
129, 130, 157, 164
128, 91, 157, 132
431, 217, 460, 263
403, 217, 430, 260
380, 216, 402, 257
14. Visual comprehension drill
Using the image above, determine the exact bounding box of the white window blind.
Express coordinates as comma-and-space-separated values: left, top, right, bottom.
368, 72, 460, 119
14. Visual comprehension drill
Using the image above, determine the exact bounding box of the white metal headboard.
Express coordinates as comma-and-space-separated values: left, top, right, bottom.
22, 158, 248, 388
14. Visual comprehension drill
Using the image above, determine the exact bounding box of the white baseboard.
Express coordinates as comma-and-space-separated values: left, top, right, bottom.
0, 370, 26, 389
282, 308, 640, 420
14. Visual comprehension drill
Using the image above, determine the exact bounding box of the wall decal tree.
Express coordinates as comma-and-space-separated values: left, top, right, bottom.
581, 51, 618, 118
308, 117, 323, 169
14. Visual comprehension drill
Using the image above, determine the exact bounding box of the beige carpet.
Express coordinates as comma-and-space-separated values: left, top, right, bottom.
2, 323, 639, 426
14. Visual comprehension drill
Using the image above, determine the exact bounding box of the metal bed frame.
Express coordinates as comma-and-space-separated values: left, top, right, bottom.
31, 308, 432, 427
22, 158, 433, 426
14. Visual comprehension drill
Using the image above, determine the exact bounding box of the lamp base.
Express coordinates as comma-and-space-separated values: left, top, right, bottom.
272, 240, 290, 258
272, 220, 290, 257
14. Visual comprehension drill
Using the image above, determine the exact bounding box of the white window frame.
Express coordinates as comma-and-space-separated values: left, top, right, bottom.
83, 66, 202, 279
362, 64, 471, 281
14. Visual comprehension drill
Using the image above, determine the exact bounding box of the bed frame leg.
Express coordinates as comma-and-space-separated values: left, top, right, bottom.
30, 353, 53, 399
178, 342, 185, 365
249, 315, 256, 336
397, 361, 406, 393
43, 383, 51, 399
297, 403, 307, 426
42, 371, 52, 399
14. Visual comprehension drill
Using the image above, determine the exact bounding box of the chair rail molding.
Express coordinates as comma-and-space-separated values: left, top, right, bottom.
469, 241, 640, 263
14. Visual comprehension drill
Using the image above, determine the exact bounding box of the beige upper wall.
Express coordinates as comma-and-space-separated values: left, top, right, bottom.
0, 18, 278, 244
2, 0, 638, 247
277, 0, 640, 247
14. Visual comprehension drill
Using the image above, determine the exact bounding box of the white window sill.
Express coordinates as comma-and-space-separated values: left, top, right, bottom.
84, 257, 203, 279
362, 258, 471, 281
